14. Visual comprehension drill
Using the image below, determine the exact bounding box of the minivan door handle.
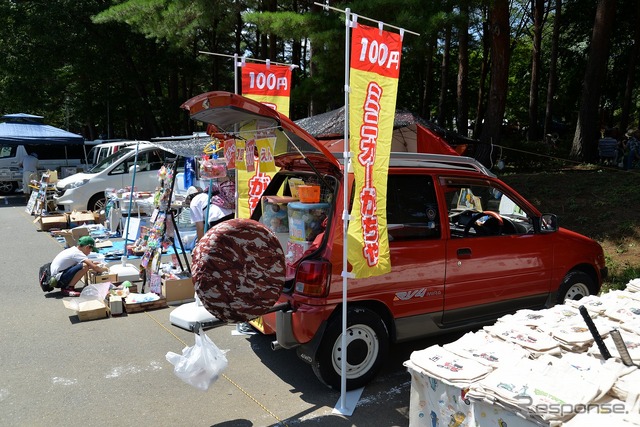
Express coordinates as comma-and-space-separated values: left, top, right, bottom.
457, 248, 472, 259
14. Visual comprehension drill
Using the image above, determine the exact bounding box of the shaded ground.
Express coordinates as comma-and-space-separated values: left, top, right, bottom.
500, 165, 640, 290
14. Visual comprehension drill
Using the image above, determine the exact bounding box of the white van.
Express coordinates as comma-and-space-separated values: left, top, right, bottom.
86, 140, 139, 167
0, 143, 93, 194
54, 143, 181, 212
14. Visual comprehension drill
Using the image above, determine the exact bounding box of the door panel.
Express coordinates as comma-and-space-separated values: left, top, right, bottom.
443, 233, 553, 324
441, 179, 553, 325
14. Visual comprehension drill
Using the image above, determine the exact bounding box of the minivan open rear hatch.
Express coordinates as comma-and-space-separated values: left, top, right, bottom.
180, 91, 341, 171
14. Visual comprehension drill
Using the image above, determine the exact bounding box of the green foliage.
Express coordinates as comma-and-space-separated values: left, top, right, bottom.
0, 0, 639, 143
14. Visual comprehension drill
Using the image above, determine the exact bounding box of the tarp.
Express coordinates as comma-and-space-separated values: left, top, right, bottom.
295, 107, 477, 155
0, 113, 84, 145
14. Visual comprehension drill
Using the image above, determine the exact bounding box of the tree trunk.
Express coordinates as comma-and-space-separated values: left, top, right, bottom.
544, 0, 561, 139
527, 0, 545, 141
477, 0, 510, 167
571, 0, 617, 162
456, 0, 470, 137
620, 1, 640, 133
473, 6, 490, 139
421, 35, 436, 120
437, 17, 452, 127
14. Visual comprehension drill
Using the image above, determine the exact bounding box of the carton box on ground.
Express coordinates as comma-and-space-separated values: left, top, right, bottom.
34, 213, 68, 231
124, 297, 168, 313
69, 210, 95, 226
51, 226, 90, 247
88, 271, 118, 284
63, 299, 109, 321
161, 275, 195, 304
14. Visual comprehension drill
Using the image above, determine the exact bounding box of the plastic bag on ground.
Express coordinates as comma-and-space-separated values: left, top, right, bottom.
165, 327, 228, 391
67, 282, 111, 311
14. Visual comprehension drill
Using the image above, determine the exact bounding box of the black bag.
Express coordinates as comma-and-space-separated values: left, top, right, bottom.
38, 262, 53, 292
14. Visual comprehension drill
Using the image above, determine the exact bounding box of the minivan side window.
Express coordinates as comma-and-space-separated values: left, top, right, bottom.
0, 145, 16, 159
442, 178, 533, 237
386, 174, 440, 241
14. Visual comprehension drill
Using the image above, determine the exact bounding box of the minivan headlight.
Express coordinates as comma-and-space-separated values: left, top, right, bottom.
65, 179, 90, 190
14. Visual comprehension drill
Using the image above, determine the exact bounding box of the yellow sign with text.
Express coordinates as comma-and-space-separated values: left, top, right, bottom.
347, 24, 403, 278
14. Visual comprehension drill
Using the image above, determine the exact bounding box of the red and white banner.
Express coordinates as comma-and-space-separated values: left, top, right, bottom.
241, 63, 292, 118
347, 23, 403, 278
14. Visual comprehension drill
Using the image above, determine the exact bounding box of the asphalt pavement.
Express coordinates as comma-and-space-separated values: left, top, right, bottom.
0, 194, 451, 427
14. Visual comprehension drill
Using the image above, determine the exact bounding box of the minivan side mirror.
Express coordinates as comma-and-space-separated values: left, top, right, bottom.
540, 213, 558, 233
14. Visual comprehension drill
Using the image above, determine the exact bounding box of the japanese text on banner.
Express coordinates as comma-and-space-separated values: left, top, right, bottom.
241, 63, 292, 118
347, 23, 402, 278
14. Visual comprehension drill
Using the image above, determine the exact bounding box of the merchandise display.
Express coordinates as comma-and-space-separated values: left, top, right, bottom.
287, 201, 330, 242
405, 285, 640, 426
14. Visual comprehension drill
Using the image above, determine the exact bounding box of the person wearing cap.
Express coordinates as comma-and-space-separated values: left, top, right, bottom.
50, 236, 109, 297
20, 151, 38, 200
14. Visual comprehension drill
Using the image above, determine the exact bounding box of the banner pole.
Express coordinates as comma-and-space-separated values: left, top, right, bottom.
234, 53, 239, 219
339, 7, 352, 413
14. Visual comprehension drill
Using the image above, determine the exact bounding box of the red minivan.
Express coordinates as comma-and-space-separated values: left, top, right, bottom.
182, 92, 608, 391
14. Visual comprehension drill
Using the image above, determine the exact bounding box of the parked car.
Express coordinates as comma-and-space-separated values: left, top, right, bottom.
54, 143, 178, 212
182, 91, 608, 391
85, 139, 136, 168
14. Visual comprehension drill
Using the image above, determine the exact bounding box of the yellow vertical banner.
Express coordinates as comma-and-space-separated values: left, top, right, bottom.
237, 63, 290, 218
241, 63, 292, 118
347, 23, 403, 278
236, 125, 278, 219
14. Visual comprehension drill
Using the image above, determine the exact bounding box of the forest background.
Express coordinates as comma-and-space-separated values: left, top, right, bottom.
1, 0, 639, 288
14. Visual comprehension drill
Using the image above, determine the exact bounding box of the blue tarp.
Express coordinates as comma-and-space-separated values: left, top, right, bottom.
0, 113, 84, 145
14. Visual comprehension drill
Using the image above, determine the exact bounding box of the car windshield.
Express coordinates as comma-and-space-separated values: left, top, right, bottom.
88, 147, 135, 173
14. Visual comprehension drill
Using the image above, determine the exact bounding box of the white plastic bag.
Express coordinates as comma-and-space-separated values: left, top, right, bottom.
165, 327, 228, 391
67, 282, 111, 311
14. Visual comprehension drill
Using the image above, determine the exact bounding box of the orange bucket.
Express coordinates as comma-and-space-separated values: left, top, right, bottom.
297, 185, 321, 203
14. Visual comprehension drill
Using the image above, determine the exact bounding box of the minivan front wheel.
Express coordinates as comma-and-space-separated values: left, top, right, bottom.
311, 307, 389, 391
557, 271, 595, 304
88, 194, 106, 212
0, 181, 17, 194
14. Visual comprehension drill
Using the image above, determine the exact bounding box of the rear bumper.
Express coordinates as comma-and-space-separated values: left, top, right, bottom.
274, 303, 335, 350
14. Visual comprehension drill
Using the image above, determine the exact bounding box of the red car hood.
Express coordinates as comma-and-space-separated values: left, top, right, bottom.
181, 91, 340, 170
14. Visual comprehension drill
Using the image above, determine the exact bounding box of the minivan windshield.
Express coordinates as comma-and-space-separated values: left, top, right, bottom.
89, 147, 134, 173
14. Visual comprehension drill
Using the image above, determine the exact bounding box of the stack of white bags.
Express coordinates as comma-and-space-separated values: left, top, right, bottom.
405, 282, 640, 426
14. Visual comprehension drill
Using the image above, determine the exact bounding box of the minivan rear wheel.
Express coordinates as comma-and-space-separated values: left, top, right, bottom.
557, 271, 595, 304
311, 307, 389, 391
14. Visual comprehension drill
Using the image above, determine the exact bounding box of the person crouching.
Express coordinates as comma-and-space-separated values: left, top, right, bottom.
50, 236, 108, 297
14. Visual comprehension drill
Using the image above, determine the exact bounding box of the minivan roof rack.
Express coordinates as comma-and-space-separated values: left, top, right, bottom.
388, 152, 495, 177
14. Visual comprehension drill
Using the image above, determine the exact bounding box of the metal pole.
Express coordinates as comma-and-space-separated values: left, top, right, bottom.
340, 7, 352, 412
122, 140, 140, 266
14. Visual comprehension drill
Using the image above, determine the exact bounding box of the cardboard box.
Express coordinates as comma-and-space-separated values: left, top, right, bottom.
45, 170, 58, 183
94, 211, 106, 225
51, 226, 90, 247
88, 271, 118, 284
161, 275, 195, 304
63, 299, 109, 321
69, 210, 95, 225
34, 214, 68, 231
124, 297, 168, 313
